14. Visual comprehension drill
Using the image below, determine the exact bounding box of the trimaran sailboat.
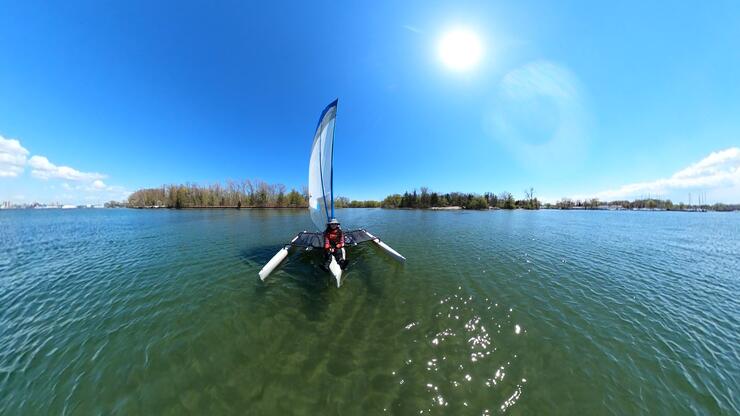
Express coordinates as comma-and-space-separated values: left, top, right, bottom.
258, 99, 405, 287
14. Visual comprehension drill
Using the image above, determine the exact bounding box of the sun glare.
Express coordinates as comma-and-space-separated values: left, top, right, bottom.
438, 29, 483, 71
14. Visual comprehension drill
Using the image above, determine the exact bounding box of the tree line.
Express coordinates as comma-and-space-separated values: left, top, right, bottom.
119, 182, 737, 212
127, 180, 308, 208
379, 187, 541, 210
546, 197, 735, 211
124, 184, 542, 210
334, 197, 381, 208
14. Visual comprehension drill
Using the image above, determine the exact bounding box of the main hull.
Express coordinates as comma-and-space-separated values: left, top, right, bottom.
328, 255, 343, 287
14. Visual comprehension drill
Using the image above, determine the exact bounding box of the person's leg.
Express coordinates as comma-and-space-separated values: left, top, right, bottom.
336, 248, 348, 270
322, 250, 332, 271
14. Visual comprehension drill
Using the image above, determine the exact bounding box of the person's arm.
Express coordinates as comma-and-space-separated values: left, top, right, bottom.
336, 230, 344, 249
324, 233, 331, 250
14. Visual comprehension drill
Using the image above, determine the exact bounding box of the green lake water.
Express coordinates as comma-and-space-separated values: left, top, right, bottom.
1, 208, 738, 415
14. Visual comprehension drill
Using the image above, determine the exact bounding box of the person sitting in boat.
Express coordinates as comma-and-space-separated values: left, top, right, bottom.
323, 218, 348, 270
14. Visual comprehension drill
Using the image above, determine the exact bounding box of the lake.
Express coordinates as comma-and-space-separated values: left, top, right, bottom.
0, 208, 738, 414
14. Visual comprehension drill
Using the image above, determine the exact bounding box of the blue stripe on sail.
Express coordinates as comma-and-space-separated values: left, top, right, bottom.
315, 99, 338, 131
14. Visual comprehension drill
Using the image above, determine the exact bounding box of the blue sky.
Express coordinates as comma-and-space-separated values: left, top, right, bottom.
1, 0, 739, 204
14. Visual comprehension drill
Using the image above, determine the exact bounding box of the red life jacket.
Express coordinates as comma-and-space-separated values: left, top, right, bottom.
324, 228, 344, 249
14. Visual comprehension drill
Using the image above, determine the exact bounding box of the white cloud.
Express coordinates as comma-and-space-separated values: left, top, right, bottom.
0, 135, 131, 205
484, 60, 590, 166
28, 155, 106, 181
592, 147, 740, 201
0, 135, 29, 177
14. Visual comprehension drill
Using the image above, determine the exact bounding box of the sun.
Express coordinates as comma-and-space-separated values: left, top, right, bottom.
438, 29, 483, 71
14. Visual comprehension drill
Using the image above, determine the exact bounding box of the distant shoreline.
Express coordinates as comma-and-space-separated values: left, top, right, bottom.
7, 181, 736, 211
124, 206, 736, 212
114, 181, 740, 212
2, 206, 737, 212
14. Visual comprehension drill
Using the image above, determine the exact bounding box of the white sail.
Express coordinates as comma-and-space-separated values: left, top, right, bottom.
308, 99, 338, 231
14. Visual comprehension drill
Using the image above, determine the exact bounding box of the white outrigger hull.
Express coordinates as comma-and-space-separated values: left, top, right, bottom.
328, 255, 343, 287
258, 247, 289, 281
364, 231, 406, 262
258, 245, 344, 287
